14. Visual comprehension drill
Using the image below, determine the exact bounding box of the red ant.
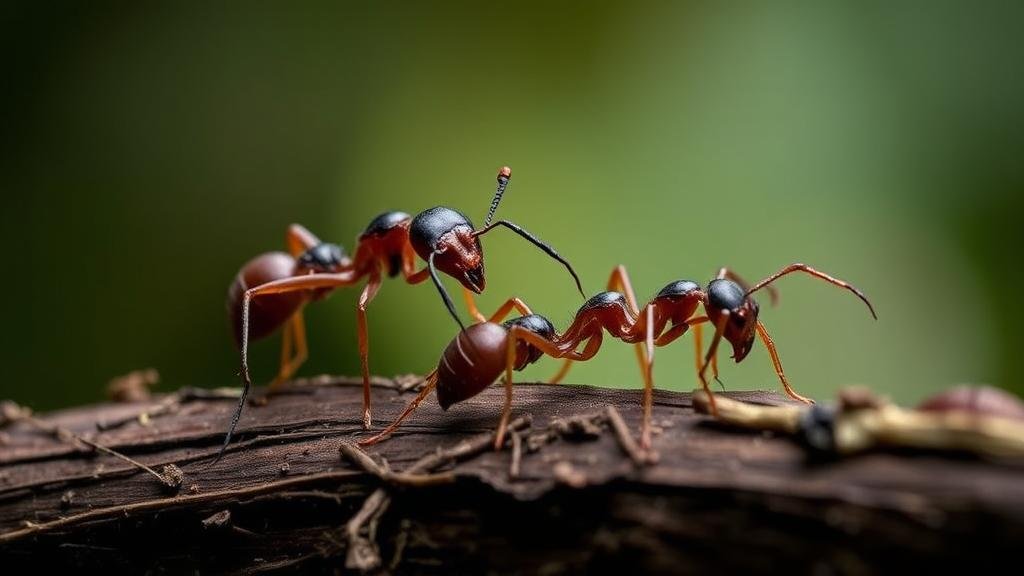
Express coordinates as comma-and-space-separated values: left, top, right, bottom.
221, 167, 584, 457
360, 263, 876, 450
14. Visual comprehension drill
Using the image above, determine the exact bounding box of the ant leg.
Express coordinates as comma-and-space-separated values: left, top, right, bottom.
463, 287, 487, 323
269, 311, 309, 393
402, 243, 431, 285
606, 264, 649, 382
716, 267, 778, 306
755, 321, 813, 404
497, 324, 594, 449
357, 272, 384, 429
607, 265, 641, 314
287, 223, 322, 256
641, 305, 656, 449
746, 263, 877, 319
698, 312, 730, 415
497, 331, 519, 450
548, 359, 573, 384
487, 297, 534, 323
219, 272, 359, 463
358, 371, 439, 446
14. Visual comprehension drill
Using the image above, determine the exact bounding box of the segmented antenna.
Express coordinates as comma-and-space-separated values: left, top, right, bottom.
484, 166, 512, 228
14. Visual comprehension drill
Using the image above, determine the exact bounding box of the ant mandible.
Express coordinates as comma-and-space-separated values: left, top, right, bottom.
221, 167, 584, 457
360, 263, 876, 451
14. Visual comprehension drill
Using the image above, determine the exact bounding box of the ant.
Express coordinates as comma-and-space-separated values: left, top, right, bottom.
360, 263, 876, 451
221, 167, 584, 457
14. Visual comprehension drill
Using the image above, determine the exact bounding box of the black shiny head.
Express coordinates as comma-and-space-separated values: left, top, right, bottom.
409, 206, 477, 253
707, 278, 759, 362
707, 279, 747, 311
297, 243, 348, 272
656, 280, 702, 300
412, 207, 486, 332
362, 211, 412, 238
502, 314, 556, 367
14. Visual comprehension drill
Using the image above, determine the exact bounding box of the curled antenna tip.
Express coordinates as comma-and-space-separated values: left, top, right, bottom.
498, 166, 512, 180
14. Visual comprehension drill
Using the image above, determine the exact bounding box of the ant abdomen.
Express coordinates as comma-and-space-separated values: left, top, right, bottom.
436, 322, 509, 410
227, 252, 305, 347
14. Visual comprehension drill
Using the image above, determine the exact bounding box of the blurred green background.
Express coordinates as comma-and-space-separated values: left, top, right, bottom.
2, 1, 1022, 411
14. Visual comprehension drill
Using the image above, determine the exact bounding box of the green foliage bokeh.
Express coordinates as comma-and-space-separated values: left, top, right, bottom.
2, 1, 1022, 410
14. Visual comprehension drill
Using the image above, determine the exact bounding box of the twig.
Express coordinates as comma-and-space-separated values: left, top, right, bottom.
606, 405, 657, 466
343, 415, 534, 572
338, 442, 454, 487
0, 469, 363, 543
344, 489, 390, 572
3, 402, 181, 491
407, 415, 533, 474
509, 430, 523, 480
691, 390, 802, 433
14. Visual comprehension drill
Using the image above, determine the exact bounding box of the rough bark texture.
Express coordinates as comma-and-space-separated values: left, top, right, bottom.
1, 376, 1023, 574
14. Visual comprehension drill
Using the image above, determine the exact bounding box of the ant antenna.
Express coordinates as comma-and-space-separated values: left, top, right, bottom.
428, 251, 467, 331
746, 263, 877, 320
472, 220, 584, 297
484, 166, 512, 228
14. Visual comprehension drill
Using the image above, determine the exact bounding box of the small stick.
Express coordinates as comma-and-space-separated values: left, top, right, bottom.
344, 489, 390, 572
509, 430, 523, 479
338, 442, 454, 487
343, 415, 532, 572
606, 405, 657, 466
407, 415, 533, 474
691, 390, 803, 434
4, 402, 180, 490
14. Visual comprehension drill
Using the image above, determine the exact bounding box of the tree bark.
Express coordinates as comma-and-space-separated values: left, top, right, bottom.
1, 376, 1022, 574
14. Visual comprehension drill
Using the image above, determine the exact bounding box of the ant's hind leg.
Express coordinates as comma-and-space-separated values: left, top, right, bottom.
268, 311, 308, 394
548, 358, 573, 384
607, 265, 649, 377
359, 371, 439, 446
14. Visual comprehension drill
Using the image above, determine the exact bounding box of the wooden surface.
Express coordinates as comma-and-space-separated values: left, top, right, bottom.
2, 376, 1023, 574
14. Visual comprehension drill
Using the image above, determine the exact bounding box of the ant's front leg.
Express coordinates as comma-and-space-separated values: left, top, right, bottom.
697, 312, 731, 415
690, 320, 721, 389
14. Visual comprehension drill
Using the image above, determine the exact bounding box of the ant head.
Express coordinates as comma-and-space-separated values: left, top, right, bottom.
296, 243, 349, 273
410, 207, 485, 292
706, 278, 760, 362
502, 314, 556, 367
